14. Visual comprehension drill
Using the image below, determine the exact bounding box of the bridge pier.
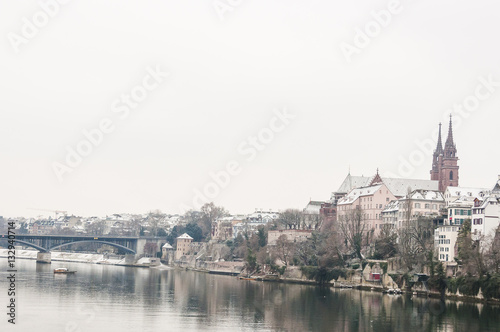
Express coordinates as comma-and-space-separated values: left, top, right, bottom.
124, 254, 137, 265
36, 252, 51, 264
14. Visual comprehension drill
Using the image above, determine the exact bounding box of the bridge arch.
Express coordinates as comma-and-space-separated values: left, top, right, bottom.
49, 240, 136, 254
0, 238, 49, 252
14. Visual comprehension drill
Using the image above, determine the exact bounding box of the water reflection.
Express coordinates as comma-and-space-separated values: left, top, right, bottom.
1, 260, 499, 331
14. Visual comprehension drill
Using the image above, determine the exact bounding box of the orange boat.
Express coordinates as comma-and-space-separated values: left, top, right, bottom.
54, 268, 76, 274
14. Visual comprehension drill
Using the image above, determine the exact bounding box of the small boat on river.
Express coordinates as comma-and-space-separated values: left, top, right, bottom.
54, 268, 76, 274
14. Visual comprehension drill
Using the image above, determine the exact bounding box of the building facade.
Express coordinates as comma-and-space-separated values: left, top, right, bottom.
471, 195, 500, 246
175, 233, 194, 260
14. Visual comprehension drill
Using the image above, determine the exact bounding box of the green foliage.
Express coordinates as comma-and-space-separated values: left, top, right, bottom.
351, 264, 360, 270
446, 276, 481, 296
380, 263, 388, 274
373, 227, 397, 259
257, 226, 267, 248
166, 223, 203, 244
157, 228, 168, 237
446, 274, 500, 299
19, 222, 29, 234
300, 266, 346, 284
185, 223, 203, 242
245, 248, 258, 272
428, 261, 447, 293
481, 274, 500, 299
269, 263, 287, 276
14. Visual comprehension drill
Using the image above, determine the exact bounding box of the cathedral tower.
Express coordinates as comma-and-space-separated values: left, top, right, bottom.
431, 115, 459, 191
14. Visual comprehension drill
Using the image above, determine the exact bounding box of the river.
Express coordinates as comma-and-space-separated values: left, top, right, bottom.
1, 259, 500, 331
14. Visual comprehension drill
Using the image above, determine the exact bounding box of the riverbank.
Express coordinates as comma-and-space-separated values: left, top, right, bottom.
0, 249, 159, 267
3, 249, 499, 305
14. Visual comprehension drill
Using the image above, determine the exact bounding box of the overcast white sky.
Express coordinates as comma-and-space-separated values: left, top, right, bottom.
1, 0, 499, 218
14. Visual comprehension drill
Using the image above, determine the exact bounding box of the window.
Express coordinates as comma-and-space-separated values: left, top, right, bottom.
415, 203, 421, 208
425, 204, 430, 209
450, 171, 453, 180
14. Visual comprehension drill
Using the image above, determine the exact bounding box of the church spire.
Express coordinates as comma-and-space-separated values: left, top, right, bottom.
430, 116, 459, 190
445, 114, 455, 150
436, 122, 443, 154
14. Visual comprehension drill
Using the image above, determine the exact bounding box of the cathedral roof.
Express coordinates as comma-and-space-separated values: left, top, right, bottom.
335, 172, 440, 199
382, 178, 439, 197
335, 174, 372, 194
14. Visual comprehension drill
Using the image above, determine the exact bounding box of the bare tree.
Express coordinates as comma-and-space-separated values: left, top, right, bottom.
199, 203, 229, 239
457, 219, 487, 276
374, 224, 397, 259
278, 209, 304, 230
274, 234, 294, 266
87, 220, 107, 236
397, 190, 436, 272
486, 225, 500, 274
144, 242, 158, 257
338, 207, 366, 260
147, 210, 164, 237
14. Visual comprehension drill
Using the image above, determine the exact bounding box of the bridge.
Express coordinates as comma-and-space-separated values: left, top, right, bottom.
0, 234, 165, 263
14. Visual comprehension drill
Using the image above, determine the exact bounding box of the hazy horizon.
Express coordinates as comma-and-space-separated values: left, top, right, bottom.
1, 1, 499, 218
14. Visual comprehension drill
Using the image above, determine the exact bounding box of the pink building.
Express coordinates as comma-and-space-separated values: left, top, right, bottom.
337, 181, 397, 236
336, 172, 439, 236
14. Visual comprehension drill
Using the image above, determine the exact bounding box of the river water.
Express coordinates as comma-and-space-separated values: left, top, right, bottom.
1, 259, 500, 332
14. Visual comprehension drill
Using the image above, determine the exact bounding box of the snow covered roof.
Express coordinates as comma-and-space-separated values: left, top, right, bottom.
382, 178, 439, 197
335, 173, 439, 198
448, 197, 475, 208
335, 174, 372, 194
446, 186, 490, 198
408, 190, 444, 201
474, 195, 500, 209
382, 200, 400, 213
162, 243, 174, 249
337, 184, 382, 205
177, 233, 193, 240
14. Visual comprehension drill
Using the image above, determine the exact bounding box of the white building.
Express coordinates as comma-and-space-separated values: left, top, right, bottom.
435, 224, 461, 263
444, 186, 490, 207
448, 198, 474, 226
381, 190, 444, 230
381, 200, 400, 230
434, 197, 474, 263
471, 195, 500, 246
